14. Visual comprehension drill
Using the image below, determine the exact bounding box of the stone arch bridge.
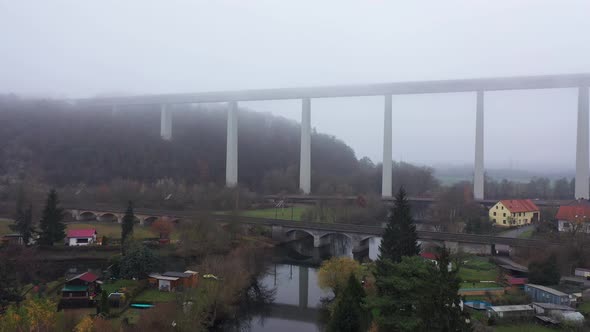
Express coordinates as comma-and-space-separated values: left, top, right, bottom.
68, 208, 183, 226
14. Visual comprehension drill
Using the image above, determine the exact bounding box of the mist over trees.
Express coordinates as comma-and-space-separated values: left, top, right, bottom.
0, 95, 439, 198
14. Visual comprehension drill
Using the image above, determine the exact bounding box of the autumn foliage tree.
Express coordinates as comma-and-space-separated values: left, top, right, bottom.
150, 218, 174, 242
318, 256, 362, 295
0, 298, 57, 332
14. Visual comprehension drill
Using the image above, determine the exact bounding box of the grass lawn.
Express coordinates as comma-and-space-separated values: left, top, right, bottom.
0, 218, 13, 235
217, 206, 307, 221
494, 324, 555, 332
458, 256, 499, 282
517, 228, 534, 239
102, 279, 140, 294
460, 282, 502, 289
134, 289, 177, 302
578, 301, 590, 315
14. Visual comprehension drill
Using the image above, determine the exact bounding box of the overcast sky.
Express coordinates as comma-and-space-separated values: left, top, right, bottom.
1, 1, 590, 171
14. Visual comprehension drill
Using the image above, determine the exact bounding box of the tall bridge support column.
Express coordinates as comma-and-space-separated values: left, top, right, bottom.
576, 86, 589, 199
299, 98, 311, 194
226, 101, 239, 187
382, 95, 393, 197
473, 91, 485, 200
160, 104, 172, 141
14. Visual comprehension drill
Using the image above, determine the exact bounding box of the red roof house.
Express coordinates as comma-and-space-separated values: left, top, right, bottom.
66, 229, 97, 246
62, 272, 102, 306
420, 252, 437, 260
490, 199, 540, 226
499, 199, 539, 213
556, 200, 590, 233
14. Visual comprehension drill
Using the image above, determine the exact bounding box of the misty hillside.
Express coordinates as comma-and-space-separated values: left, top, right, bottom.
0, 95, 438, 195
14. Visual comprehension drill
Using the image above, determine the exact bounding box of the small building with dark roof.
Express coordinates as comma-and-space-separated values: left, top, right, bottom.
524, 284, 574, 307
61, 272, 102, 307
1, 233, 25, 245
148, 270, 198, 291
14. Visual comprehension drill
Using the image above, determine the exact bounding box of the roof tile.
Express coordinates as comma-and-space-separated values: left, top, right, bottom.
499, 199, 539, 213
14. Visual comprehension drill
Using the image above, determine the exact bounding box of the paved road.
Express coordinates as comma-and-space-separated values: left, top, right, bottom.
497, 225, 535, 238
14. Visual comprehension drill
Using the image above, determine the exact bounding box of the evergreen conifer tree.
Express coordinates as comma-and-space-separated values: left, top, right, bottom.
423, 248, 472, 331
100, 290, 110, 315
121, 201, 135, 250
378, 187, 420, 264
37, 190, 66, 246
327, 274, 367, 332
10, 195, 35, 245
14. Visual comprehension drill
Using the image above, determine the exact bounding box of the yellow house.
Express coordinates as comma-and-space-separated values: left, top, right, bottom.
489, 199, 540, 227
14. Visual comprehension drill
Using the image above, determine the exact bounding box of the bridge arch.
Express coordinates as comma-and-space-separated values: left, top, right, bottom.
78, 211, 97, 221
319, 232, 353, 242
97, 213, 119, 223
285, 229, 315, 241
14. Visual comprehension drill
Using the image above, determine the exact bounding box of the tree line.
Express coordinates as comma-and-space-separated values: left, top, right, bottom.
0, 95, 439, 198
485, 176, 575, 200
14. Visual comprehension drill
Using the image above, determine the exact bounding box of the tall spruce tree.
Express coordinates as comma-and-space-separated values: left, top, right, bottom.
327, 274, 367, 332
378, 187, 420, 264
372, 256, 433, 331
10, 190, 35, 245
121, 201, 135, 250
423, 248, 472, 331
37, 190, 66, 246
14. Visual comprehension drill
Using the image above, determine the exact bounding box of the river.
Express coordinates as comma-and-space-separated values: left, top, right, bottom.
231, 236, 383, 331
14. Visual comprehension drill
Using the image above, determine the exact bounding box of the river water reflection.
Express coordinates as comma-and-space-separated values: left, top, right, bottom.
237, 236, 383, 331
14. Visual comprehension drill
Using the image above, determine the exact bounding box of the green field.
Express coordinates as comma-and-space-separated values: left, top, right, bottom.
494, 324, 555, 332
134, 289, 177, 302
578, 301, 590, 315
459, 282, 502, 289
0, 218, 13, 235
517, 229, 534, 239
458, 256, 499, 282
102, 279, 140, 294
0, 219, 168, 240
218, 206, 307, 221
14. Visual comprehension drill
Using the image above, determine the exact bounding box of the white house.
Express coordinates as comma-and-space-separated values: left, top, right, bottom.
66, 229, 97, 246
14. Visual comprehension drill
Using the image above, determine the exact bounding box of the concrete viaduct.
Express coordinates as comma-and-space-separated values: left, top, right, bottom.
75, 73, 590, 200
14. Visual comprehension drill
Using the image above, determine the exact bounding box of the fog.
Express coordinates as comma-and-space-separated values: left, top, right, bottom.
1, 1, 589, 171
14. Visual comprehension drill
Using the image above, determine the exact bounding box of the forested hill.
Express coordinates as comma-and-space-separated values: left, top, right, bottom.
0, 95, 438, 195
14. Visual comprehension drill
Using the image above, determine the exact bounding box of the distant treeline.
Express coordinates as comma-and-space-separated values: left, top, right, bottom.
0, 95, 439, 198
485, 176, 574, 200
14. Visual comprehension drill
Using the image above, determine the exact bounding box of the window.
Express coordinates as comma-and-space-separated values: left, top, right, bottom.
496, 206, 499, 209
493, 218, 496, 223
493, 212, 496, 216
501, 206, 504, 210
503, 213, 506, 217
524, 218, 527, 223
76, 238, 89, 244
503, 220, 506, 224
